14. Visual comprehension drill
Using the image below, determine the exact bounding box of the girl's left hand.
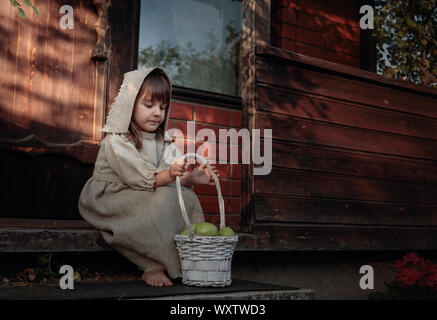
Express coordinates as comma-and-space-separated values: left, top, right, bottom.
189, 163, 220, 186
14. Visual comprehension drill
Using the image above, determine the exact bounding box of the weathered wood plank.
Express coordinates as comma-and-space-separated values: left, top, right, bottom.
252, 224, 437, 251
257, 84, 437, 140
267, 140, 437, 183
0, 134, 100, 164
256, 45, 437, 97
3, 223, 436, 252
257, 113, 437, 161
254, 195, 437, 226
0, 218, 94, 229
0, 223, 256, 252
0, 228, 112, 252
254, 167, 437, 205
256, 58, 437, 120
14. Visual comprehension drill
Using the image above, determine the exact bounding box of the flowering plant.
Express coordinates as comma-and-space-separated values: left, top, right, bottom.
369, 252, 437, 300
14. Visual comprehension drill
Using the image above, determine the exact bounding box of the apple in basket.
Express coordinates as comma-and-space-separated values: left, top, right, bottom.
179, 224, 198, 235
218, 227, 235, 237
194, 222, 219, 236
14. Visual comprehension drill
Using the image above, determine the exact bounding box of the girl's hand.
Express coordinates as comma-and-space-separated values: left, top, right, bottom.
189, 163, 220, 186
168, 158, 189, 181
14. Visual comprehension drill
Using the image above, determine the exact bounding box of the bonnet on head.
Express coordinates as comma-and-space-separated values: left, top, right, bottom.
98, 67, 172, 140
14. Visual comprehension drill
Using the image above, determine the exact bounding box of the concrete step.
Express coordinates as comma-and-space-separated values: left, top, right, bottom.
0, 279, 315, 300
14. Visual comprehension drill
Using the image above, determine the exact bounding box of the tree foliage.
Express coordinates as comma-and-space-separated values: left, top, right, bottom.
373, 0, 437, 87
10, 0, 39, 19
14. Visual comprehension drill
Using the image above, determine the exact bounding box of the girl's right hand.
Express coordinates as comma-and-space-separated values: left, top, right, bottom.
168, 158, 189, 181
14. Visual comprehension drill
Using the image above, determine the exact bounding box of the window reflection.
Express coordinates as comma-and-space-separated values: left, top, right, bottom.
138, 0, 242, 96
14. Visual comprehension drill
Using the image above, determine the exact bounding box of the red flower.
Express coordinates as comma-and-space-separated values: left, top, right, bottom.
426, 272, 437, 288
393, 252, 437, 290
396, 267, 422, 286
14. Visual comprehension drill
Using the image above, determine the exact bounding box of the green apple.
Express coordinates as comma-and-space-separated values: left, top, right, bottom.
195, 222, 219, 236
180, 223, 198, 235
219, 227, 235, 236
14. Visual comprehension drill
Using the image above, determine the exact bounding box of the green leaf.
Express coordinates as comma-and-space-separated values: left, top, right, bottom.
406, 17, 416, 28
18, 7, 26, 19
23, 0, 39, 15
10, 0, 21, 7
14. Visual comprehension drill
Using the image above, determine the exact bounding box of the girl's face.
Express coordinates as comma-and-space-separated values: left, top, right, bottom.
132, 90, 167, 132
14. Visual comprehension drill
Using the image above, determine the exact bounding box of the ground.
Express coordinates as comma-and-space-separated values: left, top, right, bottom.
0, 252, 143, 288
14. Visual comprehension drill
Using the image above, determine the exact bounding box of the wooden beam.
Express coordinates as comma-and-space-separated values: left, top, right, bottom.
0, 227, 257, 253
255, 45, 437, 97
3, 222, 435, 252
241, 0, 272, 233
0, 228, 113, 252
252, 224, 437, 251
0, 135, 100, 164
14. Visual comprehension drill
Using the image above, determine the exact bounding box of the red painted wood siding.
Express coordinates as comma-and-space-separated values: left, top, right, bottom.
273, 0, 361, 68
251, 45, 437, 250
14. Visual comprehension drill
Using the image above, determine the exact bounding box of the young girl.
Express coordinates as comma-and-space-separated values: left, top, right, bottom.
78, 67, 219, 287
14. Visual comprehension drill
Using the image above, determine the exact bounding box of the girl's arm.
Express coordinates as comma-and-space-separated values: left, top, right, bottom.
154, 164, 219, 188
154, 170, 193, 188
154, 161, 193, 188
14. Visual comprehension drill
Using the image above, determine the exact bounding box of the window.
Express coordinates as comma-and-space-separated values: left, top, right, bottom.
372, 0, 436, 87
138, 0, 242, 96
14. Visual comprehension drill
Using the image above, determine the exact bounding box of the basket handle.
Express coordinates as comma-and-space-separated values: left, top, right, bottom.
175, 153, 225, 238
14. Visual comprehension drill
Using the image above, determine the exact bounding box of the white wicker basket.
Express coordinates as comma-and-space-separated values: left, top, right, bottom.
173, 153, 238, 287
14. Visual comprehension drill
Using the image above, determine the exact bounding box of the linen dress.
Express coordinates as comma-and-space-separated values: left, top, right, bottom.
77, 67, 205, 279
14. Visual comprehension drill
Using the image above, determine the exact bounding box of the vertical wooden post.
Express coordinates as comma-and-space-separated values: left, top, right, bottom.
241, 0, 271, 233
91, 0, 112, 141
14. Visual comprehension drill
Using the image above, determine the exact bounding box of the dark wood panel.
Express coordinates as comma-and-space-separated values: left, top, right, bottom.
252, 224, 437, 250
257, 114, 437, 161
257, 84, 437, 140
254, 167, 437, 205
268, 141, 437, 183
254, 195, 437, 226
256, 58, 437, 120
108, 0, 139, 115
0, 150, 93, 219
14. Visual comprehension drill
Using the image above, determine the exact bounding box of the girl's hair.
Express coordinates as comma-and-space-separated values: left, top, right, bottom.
128, 69, 171, 151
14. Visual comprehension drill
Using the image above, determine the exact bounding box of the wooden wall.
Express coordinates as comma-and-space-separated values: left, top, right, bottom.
0, 0, 136, 219
0, 0, 243, 235
246, 45, 437, 250
272, 0, 361, 68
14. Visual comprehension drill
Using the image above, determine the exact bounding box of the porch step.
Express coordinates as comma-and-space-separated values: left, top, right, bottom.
0, 219, 258, 252
0, 279, 315, 300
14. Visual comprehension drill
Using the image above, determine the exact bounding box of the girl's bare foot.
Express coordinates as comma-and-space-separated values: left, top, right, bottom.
141, 269, 173, 287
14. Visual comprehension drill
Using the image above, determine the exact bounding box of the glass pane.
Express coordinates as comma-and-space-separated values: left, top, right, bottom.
138, 0, 242, 96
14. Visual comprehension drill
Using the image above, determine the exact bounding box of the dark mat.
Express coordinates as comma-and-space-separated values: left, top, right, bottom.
0, 279, 299, 300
